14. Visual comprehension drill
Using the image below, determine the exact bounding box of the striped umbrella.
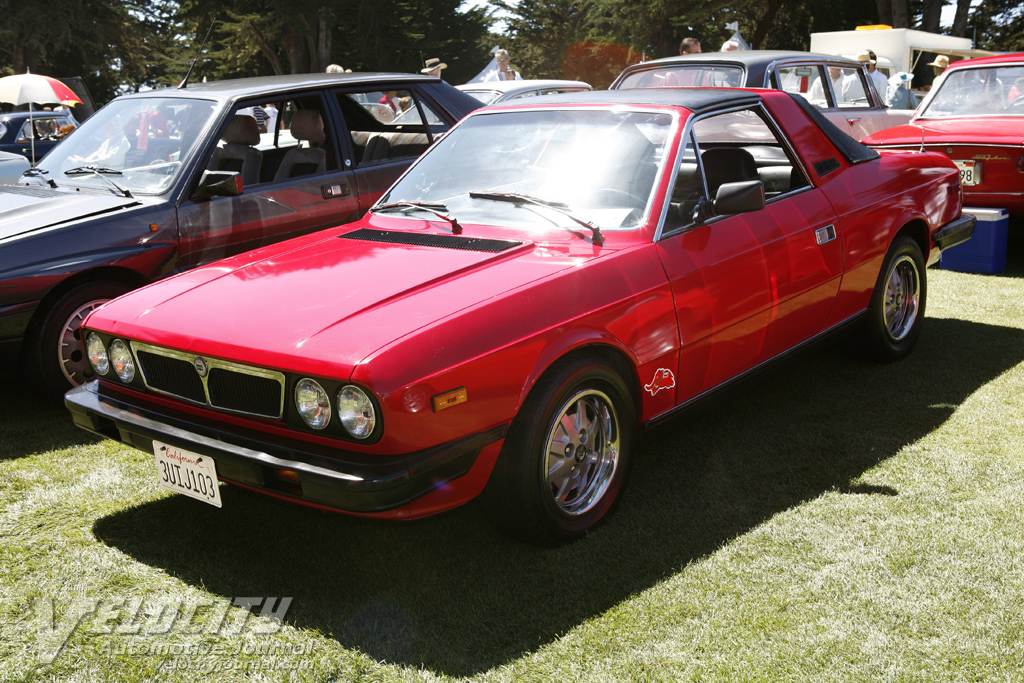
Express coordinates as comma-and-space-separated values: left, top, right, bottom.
0, 70, 82, 164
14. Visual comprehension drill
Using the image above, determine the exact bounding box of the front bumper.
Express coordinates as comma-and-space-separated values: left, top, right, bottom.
932, 213, 976, 252
66, 381, 507, 514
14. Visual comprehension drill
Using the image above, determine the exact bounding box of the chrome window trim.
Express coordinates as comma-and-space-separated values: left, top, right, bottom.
655, 101, 815, 241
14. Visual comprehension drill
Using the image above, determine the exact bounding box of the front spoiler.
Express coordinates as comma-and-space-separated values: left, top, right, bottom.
932, 213, 976, 252
65, 381, 507, 514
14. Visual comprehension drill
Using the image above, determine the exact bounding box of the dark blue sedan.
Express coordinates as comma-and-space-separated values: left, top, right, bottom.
0, 110, 79, 163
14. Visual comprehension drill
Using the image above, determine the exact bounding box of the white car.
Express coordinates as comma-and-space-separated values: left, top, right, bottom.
457, 79, 593, 105
0, 151, 29, 184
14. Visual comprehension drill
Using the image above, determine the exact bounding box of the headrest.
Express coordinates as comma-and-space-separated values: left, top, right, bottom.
290, 109, 325, 143
223, 115, 260, 145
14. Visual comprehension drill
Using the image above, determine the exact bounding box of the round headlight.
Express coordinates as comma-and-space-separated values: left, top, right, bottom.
337, 385, 376, 439
295, 378, 331, 430
85, 333, 109, 376
108, 339, 135, 383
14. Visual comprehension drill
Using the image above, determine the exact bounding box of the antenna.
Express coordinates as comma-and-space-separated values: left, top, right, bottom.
919, 127, 926, 153
178, 20, 219, 89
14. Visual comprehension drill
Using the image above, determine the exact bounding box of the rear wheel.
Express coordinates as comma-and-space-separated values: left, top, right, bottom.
26, 281, 129, 402
860, 235, 926, 362
480, 354, 636, 545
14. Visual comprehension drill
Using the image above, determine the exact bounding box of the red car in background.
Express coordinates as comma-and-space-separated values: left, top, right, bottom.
862, 52, 1024, 216
66, 88, 974, 545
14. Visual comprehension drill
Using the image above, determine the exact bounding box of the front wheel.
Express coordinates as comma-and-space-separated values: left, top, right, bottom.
860, 235, 926, 362
26, 281, 130, 402
480, 355, 636, 545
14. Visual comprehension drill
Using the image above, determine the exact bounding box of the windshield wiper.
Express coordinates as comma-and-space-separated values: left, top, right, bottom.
22, 168, 57, 188
372, 200, 462, 234
468, 191, 604, 246
63, 166, 133, 198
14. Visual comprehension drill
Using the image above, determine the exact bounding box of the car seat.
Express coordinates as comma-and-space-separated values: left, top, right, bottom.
208, 115, 263, 186
274, 110, 327, 181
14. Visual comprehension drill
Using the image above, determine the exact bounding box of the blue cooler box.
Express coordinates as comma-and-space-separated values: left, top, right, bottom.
939, 207, 1009, 275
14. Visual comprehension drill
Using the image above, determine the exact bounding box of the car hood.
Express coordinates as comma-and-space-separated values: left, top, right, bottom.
0, 184, 141, 241
89, 219, 606, 380
862, 118, 1024, 146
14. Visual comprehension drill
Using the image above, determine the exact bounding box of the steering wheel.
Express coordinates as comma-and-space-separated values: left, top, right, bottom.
1007, 95, 1024, 110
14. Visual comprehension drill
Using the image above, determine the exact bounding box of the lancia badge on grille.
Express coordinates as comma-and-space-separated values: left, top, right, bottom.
193, 357, 209, 377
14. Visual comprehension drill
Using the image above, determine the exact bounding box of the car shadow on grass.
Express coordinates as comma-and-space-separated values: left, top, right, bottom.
0, 379, 103, 459
92, 317, 1024, 676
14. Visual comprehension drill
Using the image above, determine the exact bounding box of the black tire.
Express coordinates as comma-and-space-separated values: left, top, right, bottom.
479, 354, 636, 546
25, 281, 130, 402
860, 235, 926, 362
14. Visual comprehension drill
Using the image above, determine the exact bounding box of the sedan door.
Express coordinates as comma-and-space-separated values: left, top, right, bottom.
176, 92, 361, 269
656, 105, 844, 405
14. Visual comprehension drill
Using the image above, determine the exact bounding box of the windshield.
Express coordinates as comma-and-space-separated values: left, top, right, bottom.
617, 65, 744, 89
379, 108, 673, 231
35, 96, 217, 194
919, 65, 1024, 118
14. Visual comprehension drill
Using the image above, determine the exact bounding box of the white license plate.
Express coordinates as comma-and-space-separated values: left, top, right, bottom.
154, 441, 223, 507
954, 159, 981, 186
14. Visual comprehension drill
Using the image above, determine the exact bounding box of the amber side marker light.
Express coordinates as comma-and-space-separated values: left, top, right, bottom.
149, 224, 159, 232
432, 387, 468, 412
277, 469, 301, 483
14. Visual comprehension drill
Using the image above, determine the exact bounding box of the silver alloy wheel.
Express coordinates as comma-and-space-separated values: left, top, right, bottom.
56, 298, 111, 385
543, 388, 621, 516
883, 254, 920, 342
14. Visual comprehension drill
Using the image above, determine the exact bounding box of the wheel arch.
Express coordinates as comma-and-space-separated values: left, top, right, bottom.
893, 217, 930, 262
515, 336, 642, 428
22, 266, 151, 345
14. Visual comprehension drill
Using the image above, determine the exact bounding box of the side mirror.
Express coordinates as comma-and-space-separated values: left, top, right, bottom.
714, 180, 765, 215
192, 170, 243, 200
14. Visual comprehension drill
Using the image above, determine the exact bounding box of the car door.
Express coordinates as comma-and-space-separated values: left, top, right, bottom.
656, 105, 844, 404
176, 91, 360, 269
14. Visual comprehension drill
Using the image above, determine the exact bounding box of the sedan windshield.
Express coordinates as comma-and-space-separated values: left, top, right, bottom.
35, 96, 217, 194
379, 108, 674, 230
919, 65, 1024, 118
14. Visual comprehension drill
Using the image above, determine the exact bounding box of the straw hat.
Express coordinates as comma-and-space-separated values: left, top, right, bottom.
928, 55, 950, 69
855, 49, 875, 64
421, 58, 447, 74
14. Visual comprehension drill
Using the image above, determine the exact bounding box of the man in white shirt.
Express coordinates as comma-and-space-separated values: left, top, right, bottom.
484, 49, 522, 81
858, 50, 889, 102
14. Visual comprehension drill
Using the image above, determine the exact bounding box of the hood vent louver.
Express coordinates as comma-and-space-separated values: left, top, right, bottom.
341, 228, 522, 253
0, 185, 58, 198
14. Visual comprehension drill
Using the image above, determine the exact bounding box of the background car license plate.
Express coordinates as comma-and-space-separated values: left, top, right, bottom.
954, 159, 980, 186
153, 441, 222, 507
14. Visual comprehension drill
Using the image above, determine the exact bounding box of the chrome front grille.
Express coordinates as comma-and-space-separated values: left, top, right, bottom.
132, 342, 285, 419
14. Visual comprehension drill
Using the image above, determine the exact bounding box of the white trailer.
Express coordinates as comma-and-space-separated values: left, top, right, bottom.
810, 26, 997, 78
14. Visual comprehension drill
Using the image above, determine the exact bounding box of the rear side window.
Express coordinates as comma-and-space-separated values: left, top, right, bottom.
335, 88, 448, 168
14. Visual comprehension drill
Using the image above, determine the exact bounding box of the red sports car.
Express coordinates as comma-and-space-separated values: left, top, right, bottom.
66, 88, 974, 545
862, 52, 1024, 216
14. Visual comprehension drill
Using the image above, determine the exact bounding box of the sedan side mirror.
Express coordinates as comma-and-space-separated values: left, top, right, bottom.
192, 170, 243, 200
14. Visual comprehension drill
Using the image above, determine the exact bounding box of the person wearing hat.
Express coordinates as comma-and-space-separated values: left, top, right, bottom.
885, 72, 918, 109
929, 55, 950, 76
857, 49, 888, 102
927, 55, 950, 91
421, 58, 447, 78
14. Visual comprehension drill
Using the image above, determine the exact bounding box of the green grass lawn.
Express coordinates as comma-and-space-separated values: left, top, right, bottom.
2, 228, 1023, 682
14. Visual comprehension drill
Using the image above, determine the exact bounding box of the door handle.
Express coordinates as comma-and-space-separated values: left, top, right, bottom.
322, 182, 351, 199
846, 117, 861, 125
815, 224, 837, 245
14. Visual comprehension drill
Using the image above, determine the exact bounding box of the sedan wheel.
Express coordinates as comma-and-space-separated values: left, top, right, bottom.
480, 354, 636, 545
544, 389, 621, 517
27, 281, 129, 402
860, 234, 926, 362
